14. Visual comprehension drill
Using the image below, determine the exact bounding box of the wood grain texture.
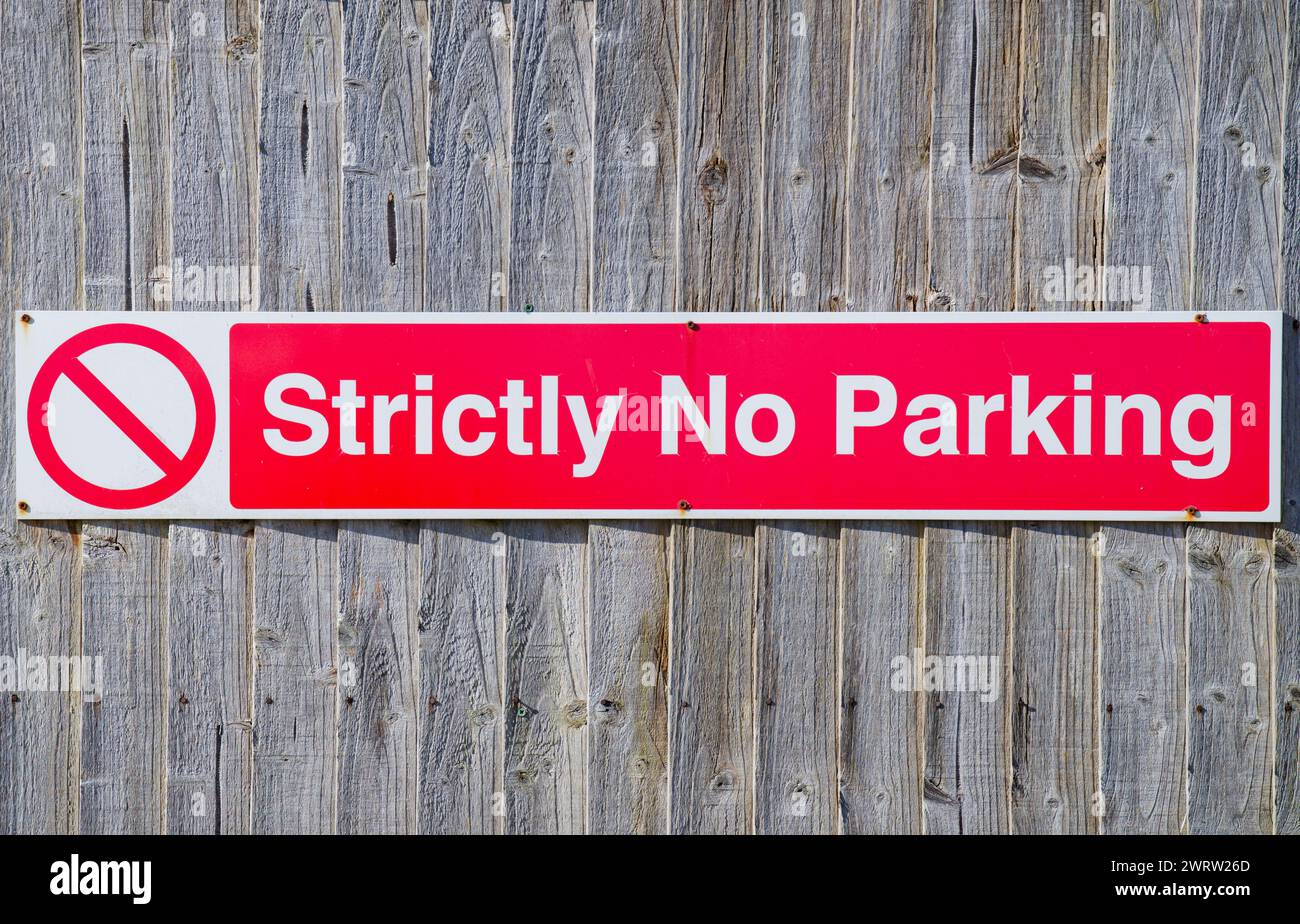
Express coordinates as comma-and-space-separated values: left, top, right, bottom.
428, 0, 512, 314
592, 0, 678, 312
259, 0, 343, 312
1099, 0, 1198, 836
503, 524, 589, 834
421, 0, 511, 834
756, 522, 838, 833
763, 0, 850, 311
251, 522, 337, 833
1277, 0, 1300, 835
588, 0, 676, 836
1009, 0, 1105, 836
77, 0, 176, 836
1098, 525, 1185, 834
927, 0, 1021, 311
509, 0, 594, 313
922, 0, 1020, 836
845, 0, 933, 311
418, 522, 504, 834
337, 0, 429, 834
669, 522, 755, 834
337, 524, 420, 834
167, 524, 253, 834
839, 523, 923, 834
588, 522, 669, 834
922, 524, 1012, 834
79, 524, 168, 834
168, 0, 258, 837
678, 0, 764, 312
1185, 0, 1284, 835
836, 0, 931, 836
252, 0, 344, 835
0, 0, 83, 835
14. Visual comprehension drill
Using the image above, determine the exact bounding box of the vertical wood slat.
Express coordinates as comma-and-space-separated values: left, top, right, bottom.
670, 0, 764, 834
1277, 0, 1300, 835
336, 0, 428, 835
587, 0, 677, 836
1009, 0, 1106, 835
503, 0, 594, 834
166, 0, 258, 836
1098, 0, 1196, 835
921, 0, 1020, 835
0, 0, 83, 834
77, 0, 172, 835
254, 0, 343, 834
755, 0, 850, 836
421, 0, 511, 836
1185, 0, 1283, 835
838, 0, 932, 835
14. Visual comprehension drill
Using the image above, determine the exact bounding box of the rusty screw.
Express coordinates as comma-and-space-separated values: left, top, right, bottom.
19, 313, 32, 325
686, 320, 700, 331
16, 501, 29, 514
1193, 313, 1208, 324
1184, 505, 1201, 519
678, 499, 692, 512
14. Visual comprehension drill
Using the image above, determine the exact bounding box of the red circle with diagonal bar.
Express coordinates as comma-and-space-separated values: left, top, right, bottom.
27, 323, 216, 509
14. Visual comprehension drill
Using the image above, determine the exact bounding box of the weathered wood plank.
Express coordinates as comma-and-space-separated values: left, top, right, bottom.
845, 0, 932, 312
336, 0, 429, 834
1099, 525, 1185, 833
839, 523, 923, 833
421, 0, 511, 834
259, 0, 343, 312
588, 522, 669, 834
503, 523, 589, 834
167, 0, 258, 836
1186, 528, 1274, 834
253, 0, 344, 833
1277, 0, 1300, 835
251, 522, 337, 833
428, 0, 512, 313
509, 0, 594, 314
0, 0, 83, 836
669, 522, 755, 834
763, 0, 850, 312
77, 0, 175, 836
587, 0, 676, 835
500, 0, 595, 835
927, 0, 1021, 311
1099, 0, 1198, 835
167, 524, 253, 834
418, 522, 505, 834
79, 524, 168, 834
837, 0, 932, 835
593, 0, 678, 313
922, 0, 1019, 835
756, 522, 838, 834
1185, 0, 1284, 835
337, 524, 420, 834
1009, 0, 1106, 836
678, 0, 763, 313
922, 524, 1012, 834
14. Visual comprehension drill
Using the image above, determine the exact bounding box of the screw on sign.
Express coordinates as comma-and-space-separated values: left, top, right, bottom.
25, 324, 216, 510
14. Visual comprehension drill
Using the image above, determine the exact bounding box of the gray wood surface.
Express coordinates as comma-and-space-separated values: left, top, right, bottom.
0, 0, 84, 836
0, 0, 1293, 836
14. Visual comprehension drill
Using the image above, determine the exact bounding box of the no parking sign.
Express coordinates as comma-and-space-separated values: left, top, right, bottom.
13, 310, 1282, 521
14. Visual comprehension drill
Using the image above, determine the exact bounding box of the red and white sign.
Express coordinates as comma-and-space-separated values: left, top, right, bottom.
15, 311, 1281, 521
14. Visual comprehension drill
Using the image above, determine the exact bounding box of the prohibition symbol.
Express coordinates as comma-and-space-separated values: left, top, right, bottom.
27, 324, 216, 509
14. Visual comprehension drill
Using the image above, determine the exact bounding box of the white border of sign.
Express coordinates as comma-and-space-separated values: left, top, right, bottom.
14, 310, 1283, 522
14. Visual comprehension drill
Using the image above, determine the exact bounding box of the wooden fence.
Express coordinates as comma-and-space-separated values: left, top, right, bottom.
0, 0, 1296, 835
